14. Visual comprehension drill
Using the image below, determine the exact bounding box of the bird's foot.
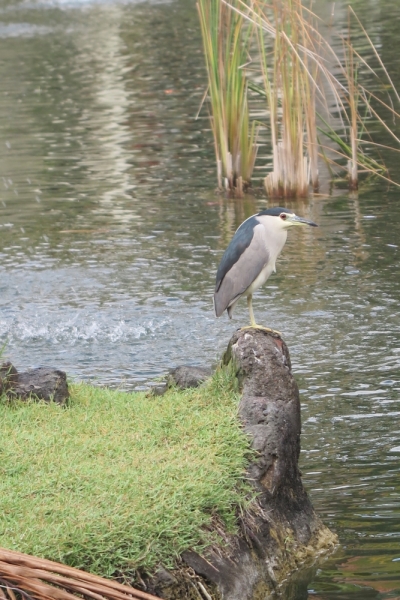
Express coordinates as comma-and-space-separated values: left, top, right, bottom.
240, 325, 282, 337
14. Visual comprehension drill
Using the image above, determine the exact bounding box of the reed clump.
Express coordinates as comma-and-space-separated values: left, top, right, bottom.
198, 0, 399, 197
254, 0, 320, 197
197, 0, 258, 196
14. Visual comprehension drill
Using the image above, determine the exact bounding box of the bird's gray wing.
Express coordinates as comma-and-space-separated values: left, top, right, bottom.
214, 222, 269, 317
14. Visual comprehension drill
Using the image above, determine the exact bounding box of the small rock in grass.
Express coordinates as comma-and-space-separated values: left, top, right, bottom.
151, 383, 168, 396
2, 365, 69, 405
168, 366, 212, 390
0, 362, 18, 394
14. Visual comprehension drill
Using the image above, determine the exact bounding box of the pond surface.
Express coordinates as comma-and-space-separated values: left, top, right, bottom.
0, 0, 399, 597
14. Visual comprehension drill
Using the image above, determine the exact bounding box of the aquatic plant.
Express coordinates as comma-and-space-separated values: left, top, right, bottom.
198, 0, 399, 197
197, 0, 258, 196
254, 0, 320, 197
320, 6, 400, 190
247, 0, 393, 195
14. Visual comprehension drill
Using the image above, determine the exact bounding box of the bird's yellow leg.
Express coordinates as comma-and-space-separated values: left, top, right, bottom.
240, 295, 282, 336
247, 294, 257, 327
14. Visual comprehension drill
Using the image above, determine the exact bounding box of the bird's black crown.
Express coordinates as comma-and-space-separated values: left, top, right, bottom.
256, 207, 292, 217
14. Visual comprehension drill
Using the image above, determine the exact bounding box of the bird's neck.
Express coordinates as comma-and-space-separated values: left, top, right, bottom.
257, 215, 288, 260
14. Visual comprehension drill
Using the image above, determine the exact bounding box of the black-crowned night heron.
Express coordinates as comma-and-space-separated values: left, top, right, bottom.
214, 206, 317, 332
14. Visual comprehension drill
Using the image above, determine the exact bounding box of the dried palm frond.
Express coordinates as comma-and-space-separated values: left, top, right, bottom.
0, 548, 161, 600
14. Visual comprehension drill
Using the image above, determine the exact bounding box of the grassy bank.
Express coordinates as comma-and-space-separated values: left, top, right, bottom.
0, 368, 252, 578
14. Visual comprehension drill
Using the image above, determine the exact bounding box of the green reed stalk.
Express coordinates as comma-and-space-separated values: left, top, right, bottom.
197, 0, 258, 196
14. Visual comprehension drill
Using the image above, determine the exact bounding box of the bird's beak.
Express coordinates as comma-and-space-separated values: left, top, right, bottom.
288, 214, 318, 227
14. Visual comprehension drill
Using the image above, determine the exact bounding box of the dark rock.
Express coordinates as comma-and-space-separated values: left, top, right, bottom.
151, 384, 168, 396
152, 566, 177, 586
4, 366, 69, 405
182, 542, 266, 600
0, 362, 18, 394
141, 561, 217, 600
148, 366, 211, 397
168, 366, 211, 389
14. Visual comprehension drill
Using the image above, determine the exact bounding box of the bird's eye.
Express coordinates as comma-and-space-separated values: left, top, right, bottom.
280, 213, 287, 220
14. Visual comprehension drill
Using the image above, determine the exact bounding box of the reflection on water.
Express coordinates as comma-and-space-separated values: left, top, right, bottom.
0, 0, 400, 598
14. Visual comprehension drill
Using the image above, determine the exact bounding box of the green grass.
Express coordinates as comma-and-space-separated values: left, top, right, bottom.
0, 367, 253, 578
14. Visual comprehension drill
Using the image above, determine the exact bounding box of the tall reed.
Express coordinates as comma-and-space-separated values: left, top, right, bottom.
242, 0, 395, 195
254, 0, 319, 197
321, 6, 398, 189
345, 27, 359, 190
200, 0, 398, 197
197, 0, 258, 196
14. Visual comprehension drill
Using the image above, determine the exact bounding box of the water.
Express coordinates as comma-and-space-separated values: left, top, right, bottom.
0, 0, 399, 597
